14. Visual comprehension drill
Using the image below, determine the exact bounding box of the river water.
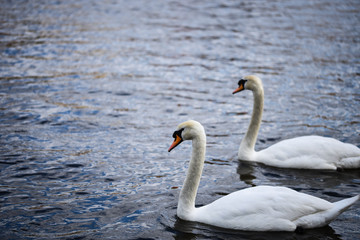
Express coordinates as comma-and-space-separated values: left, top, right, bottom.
0, 0, 359, 239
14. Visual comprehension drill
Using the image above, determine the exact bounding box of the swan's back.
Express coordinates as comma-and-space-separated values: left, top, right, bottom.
255, 136, 360, 169
193, 186, 333, 231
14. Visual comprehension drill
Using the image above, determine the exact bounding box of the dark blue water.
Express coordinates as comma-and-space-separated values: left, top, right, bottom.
0, 0, 359, 239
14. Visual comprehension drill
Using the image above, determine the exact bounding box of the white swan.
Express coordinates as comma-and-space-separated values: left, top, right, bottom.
168, 120, 359, 231
232, 75, 360, 170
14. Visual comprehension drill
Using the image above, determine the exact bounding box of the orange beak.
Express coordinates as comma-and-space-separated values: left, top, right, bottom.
168, 135, 183, 152
232, 84, 244, 94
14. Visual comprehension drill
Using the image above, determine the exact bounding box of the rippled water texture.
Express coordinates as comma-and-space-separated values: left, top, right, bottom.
1, 0, 359, 239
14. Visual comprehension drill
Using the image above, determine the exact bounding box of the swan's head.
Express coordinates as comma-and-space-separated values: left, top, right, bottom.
168, 120, 205, 152
232, 75, 263, 94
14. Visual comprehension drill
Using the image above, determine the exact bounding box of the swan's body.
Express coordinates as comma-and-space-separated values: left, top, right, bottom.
233, 75, 360, 170
168, 120, 359, 231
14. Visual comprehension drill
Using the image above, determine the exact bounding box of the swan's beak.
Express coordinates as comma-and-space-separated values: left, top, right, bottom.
168, 135, 183, 152
232, 85, 244, 94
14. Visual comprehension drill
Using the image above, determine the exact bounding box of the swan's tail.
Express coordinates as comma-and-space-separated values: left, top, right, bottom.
331, 195, 359, 215
339, 156, 360, 169
295, 195, 359, 229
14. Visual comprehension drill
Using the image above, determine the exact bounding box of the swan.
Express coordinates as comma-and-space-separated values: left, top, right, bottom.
168, 120, 359, 231
232, 75, 360, 170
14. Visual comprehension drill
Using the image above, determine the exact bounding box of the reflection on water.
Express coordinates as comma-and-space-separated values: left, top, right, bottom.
0, 0, 359, 239
172, 216, 342, 240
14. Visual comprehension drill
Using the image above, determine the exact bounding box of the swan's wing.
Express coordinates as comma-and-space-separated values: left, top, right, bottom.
194, 186, 333, 231
256, 136, 360, 169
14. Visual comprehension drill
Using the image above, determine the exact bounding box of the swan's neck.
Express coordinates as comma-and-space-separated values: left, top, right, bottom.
239, 87, 264, 159
177, 134, 206, 219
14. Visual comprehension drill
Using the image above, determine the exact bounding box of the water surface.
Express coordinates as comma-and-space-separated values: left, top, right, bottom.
0, 0, 359, 239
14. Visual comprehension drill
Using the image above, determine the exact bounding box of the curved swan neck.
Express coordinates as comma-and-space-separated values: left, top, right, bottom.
177, 133, 206, 218
239, 85, 264, 158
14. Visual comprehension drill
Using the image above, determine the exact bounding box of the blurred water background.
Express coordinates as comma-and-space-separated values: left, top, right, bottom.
0, 0, 359, 239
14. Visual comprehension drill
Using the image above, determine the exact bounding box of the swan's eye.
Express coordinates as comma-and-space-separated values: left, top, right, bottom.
172, 128, 184, 139
238, 79, 247, 87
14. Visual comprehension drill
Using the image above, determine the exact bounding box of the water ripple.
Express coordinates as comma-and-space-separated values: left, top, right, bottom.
0, 0, 359, 239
